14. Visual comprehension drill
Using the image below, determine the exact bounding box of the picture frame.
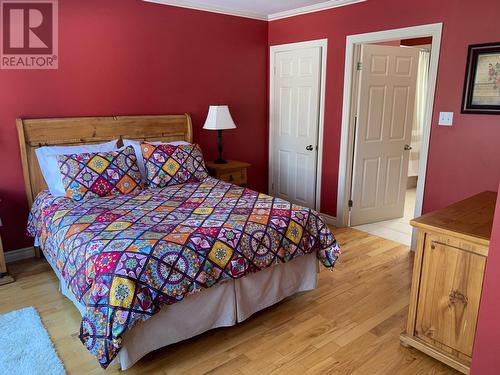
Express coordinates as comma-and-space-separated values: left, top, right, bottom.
462, 42, 500, 114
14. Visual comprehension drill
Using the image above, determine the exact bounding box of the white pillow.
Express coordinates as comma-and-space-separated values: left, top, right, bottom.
35, 140, 119, 196
123, 139, 190, 181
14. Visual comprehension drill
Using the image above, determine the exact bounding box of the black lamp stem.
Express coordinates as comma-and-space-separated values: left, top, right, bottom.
214, 129, 227, 164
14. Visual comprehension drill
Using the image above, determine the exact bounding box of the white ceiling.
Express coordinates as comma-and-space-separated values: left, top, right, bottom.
144, 0, 366, 21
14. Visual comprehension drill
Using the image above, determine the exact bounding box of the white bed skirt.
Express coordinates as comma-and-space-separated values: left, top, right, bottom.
48, 253, 319, 370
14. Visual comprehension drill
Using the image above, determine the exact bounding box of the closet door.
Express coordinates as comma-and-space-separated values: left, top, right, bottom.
270, 46, 322, 209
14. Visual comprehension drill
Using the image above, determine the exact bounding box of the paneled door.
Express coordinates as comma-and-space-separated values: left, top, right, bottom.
270, 46, 322, 209
350, 44, 419, 226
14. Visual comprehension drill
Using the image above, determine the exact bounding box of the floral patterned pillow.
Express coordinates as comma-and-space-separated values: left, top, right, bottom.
57, 146, 142, 201
141, 143, 209, 188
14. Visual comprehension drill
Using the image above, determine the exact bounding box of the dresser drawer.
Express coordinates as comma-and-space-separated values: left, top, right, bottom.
205, 160, 250, 187
218, 169, 247, 185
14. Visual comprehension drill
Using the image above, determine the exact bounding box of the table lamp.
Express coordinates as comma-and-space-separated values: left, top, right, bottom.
203, 105, 236, 164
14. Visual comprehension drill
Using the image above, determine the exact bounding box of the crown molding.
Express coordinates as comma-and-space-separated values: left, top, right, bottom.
143, 0, 366, 21
143, 0, 268, 21
268, 0, 366, 21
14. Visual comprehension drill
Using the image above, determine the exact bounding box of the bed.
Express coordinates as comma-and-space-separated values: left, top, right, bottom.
17, 114, 340, 369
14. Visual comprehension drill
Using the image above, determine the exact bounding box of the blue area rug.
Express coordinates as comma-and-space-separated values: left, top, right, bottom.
0, 307, 66, 375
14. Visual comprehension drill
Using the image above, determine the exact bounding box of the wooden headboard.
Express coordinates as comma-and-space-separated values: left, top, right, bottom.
17, 114, 193, 207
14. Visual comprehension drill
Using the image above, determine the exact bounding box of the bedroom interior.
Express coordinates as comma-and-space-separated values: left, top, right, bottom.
0, 0, 499, 374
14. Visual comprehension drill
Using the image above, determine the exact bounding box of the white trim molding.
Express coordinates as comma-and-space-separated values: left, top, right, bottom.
269, 0, 366, 21
269, 38, 328, 212
5, 246, 35, 263
320, 213, 337, 227
336, 23, 443, 250
143, 0, 267, 20
144, 0, 365, 21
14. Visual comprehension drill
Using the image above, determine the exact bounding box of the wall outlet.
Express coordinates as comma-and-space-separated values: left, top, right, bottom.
438, 112, 453, 126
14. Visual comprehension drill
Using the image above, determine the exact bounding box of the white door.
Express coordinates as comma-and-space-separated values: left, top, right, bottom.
271, 46, 322, 209
350, 44, 419, 226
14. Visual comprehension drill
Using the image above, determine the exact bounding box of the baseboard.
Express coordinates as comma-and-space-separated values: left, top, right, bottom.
5, 246, 35, 263
320, 213, 337, 226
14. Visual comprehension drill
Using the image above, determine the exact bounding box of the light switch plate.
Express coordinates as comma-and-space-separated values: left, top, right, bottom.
439, 112, 453, 126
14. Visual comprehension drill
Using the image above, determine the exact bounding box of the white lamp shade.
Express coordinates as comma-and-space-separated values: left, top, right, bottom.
203, 105, 237, 130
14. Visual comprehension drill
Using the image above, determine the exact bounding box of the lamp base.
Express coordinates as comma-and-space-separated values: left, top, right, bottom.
214, 159, 227, 164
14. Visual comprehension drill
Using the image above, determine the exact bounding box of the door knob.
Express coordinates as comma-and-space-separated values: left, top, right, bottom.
404, 144, 412, 151
306, 145, 314, 151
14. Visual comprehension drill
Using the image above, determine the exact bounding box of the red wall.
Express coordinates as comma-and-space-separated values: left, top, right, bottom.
472, 186, 500, 374
0, 0, 268, 251
3, 0, 500, 253
269, 0, 500, 216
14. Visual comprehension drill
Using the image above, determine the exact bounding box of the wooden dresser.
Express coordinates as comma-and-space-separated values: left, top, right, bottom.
205, 160, 251, 187
401, 191, 496, 374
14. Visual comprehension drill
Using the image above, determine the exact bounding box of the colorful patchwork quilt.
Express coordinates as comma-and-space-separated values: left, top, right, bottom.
28, 177, 341, 368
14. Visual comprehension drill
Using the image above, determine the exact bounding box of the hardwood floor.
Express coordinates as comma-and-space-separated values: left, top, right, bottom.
0, 227, 459, 374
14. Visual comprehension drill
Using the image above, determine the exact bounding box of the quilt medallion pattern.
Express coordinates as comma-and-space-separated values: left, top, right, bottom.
141, 143, 209, 188
28, 178, 340, 368
57, 146, 142, 201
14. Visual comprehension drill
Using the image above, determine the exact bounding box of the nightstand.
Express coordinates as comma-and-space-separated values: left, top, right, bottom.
0, 217, 14, 285
205, 160, 251, 187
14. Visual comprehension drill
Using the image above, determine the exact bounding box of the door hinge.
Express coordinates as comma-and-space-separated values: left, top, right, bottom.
348, 199, 353, 208
356, 62, 362, 71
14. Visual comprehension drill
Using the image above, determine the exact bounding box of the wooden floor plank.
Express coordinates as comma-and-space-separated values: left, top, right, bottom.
1, 227, 460, 374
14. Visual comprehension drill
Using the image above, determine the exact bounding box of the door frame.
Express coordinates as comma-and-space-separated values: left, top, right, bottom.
269, 38, 328, 211
336, 23, 442, 248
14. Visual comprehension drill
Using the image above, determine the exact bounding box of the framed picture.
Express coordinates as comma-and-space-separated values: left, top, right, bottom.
462, 42, 500, 114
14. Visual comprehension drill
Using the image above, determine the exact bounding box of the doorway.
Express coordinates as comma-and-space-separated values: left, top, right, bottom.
268, 39, 327, 210
337, 24, 443, 249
